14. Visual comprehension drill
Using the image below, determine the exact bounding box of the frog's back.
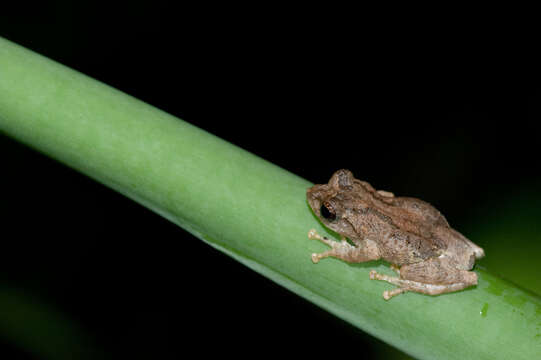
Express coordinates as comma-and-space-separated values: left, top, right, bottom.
382, 196, 483, 268
375, 226, 446, 266
359, 201, 446, 265
392, 197, 449, 228
320, 171, 483, 268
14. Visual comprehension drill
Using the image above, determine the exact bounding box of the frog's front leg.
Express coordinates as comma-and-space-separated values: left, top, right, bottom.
308, 229, 380, 264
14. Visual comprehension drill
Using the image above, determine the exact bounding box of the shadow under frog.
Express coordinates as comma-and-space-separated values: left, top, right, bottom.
307, 169, 485, 300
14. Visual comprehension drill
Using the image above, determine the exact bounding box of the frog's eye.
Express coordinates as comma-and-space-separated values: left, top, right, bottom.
320, 202, 337, 220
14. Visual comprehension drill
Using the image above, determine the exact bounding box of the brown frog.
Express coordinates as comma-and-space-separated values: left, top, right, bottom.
307, 169, 484, 300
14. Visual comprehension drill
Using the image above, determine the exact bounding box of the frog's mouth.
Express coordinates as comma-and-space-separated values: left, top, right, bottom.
306, 197, 320, 215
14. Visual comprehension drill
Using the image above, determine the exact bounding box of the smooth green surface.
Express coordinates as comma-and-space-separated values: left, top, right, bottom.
1, 36, 540, 360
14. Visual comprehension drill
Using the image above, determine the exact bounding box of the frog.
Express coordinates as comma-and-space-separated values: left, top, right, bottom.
306, 169, 485, 300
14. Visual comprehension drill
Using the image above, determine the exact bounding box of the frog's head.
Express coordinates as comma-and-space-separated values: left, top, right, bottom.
306, 169, 359, 239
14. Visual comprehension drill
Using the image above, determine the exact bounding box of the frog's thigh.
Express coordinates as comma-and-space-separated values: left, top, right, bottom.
400, 257, 477, 286
392, 258, 478, 297
373, 258, 478, 299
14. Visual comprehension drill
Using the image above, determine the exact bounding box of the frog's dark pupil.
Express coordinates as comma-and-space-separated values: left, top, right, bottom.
320, 203, 336, 220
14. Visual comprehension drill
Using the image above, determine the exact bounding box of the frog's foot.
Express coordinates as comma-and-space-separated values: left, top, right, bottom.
308, 229, 335, 247
383, 288, 408, 300
308, 229, 354, 263
369, 270, 409, 300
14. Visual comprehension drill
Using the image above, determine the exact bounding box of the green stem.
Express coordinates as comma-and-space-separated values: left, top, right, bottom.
1, 37, 540, 360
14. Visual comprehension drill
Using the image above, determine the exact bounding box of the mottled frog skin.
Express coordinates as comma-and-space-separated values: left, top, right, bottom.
307, 169, 484, 300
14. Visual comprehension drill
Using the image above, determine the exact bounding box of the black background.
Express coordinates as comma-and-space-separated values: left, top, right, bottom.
1, 4, 540, 359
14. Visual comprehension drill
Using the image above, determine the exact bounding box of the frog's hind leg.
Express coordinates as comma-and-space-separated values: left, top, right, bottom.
370, 258, 478, 300
369, 271, 413, 300
369, 270, 475, 300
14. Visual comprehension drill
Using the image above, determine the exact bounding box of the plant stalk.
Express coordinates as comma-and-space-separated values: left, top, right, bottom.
1, 37, 540, 360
